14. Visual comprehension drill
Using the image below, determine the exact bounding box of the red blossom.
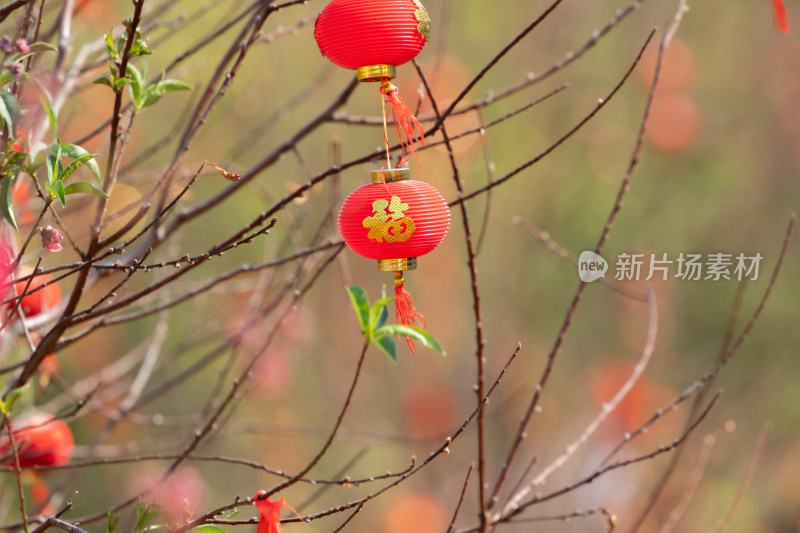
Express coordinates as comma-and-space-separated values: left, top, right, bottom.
39, 225, 63, 253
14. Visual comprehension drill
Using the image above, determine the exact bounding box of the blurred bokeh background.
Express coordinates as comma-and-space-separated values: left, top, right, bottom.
1, 0, 798, 532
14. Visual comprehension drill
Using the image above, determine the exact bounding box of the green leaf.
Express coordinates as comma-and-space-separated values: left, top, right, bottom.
4, 383, 29, 416
369, 296, 393, 331
45, 155, 57, 185
189, 526, 228, 533
374, 304, 389, 330
134, 500, 160, 533
53, 180, 65, 207
128, 63, 144, 110
0, 71, 15, 86
39, 95, 58, 138
140, 79, 191, 109
129, 29, 151, 57
55, 144, 101, 183
345, 286, 370, 333
107, 508, 121, 533
0, 91, 17, 136
93, 76, 113, 88
373, 335, 398, 362
104, 31, 119, 61
0, 177, 18, 230
28, 42, 58, 54
114, 77, 130, 90
59, 153, 97, 183
46, 143, 64, 185
64, 181, 109, 198
373, 324, 445, 355
8, 42, 58, 64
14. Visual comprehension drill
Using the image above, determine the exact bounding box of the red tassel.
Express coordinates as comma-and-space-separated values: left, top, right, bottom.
381, 81, 425, 168
254, 491, 301, 533
773, 0, 790, 33
394, 271, 425, 353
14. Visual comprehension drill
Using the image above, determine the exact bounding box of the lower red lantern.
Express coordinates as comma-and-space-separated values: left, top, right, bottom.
339, 168, 449, 347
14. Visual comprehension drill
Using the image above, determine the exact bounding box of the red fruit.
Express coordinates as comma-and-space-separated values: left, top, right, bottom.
0, 414, 74, 468
14, 274, 61, 317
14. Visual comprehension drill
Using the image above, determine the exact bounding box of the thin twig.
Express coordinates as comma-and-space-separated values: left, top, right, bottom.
486, 28, 657, 510
499, 283, 657, 516
2, 412, 29, 533
710, 425, 769, 533
446, 464, 474, 533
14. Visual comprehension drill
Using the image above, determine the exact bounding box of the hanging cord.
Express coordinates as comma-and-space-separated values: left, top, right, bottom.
380, 80, 425, 168
394, 270, 426, 353
381, 89, 392, 172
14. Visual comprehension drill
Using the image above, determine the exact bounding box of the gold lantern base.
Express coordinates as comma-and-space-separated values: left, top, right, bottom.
378, 258, 417, 272
357, 64, 396, 82
371, 168, 410, 183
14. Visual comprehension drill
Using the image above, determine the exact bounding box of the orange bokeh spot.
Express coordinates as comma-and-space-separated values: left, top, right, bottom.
590, 358, 651, 434
11, 180, 36, 227
383, 493, 448, 533
403, 382, 457, 440
638, 38, 698, 92
647, 91, 703, 153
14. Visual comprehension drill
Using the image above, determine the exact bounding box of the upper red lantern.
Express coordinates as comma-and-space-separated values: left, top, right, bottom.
338, 169, 449, 270
314, 0, 430, 77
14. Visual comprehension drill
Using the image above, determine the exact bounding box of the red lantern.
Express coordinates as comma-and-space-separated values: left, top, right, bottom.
314, 0, 431, 165
314, 0, 429, 75
339, 169, 449, 348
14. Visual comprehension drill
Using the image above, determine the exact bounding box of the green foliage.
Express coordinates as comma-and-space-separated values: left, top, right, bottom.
0, 176, 17, 229
98, 25, 152, 93
345, 286, 445, 361
106, 508, 121, 533
134, 500, 163, 533
127, 63, 191, 112
43, 139, 101, 207
97, 30, 190, 112
54, 143, 101, 183
0, 383, 30, 416
189, 526, 228, 533
123, 23, 152, 58
0, 90, 19, 137
63, 181, 108, 198
374, 324, 445, 354
9, 42, 57, 65
105, 26, 151, 62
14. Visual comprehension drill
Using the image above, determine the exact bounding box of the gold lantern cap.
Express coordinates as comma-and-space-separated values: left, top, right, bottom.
371, 168, 410, 183
357, 64, 396, 82
378, 258, 417, 272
